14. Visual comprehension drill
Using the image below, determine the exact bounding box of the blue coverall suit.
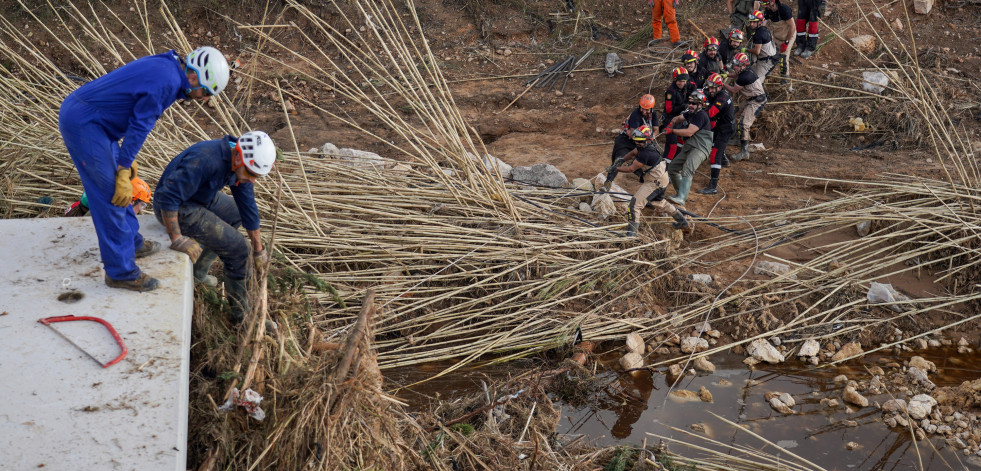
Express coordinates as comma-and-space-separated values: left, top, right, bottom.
153, 137, 261, 281
58, 51, 191, 281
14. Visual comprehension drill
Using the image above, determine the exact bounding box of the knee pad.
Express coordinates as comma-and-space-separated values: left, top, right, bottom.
646, 187, 667, 203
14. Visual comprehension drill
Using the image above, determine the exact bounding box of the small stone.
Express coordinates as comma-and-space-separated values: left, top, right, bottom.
869, 366, 885, 376
846, 441, 863, 450
769, 397, 794, 414
928, 339, 942, 348
779, 393, 795, 408
705, 330, 721, 339
832, 342, 864, 362
808, 356, 819, 365
579, 202, 591, 212
908, 394, 937, 420
843, 386, 869, 407
885, 416, 898, 427
915, 338, 928, 349
698, 386, 714, 403
844, 420, 858, 427
914, 0, 934, 14
689, 274, 713, 284
626, 333, 645, 355
669, 389, 701, 401
958, 337, 969, 347
690, 422, 706, 432
828, 399, 839, 407
754, 261, 795, 279
882, 399, 907, 413
694, 357, 716, 373
798, 339, 821, 357
834, 375, 849, 383
856, 221, 871, 237
680, 337, 709, 353
892, 18, 904, 31
850, 35, 876, 53
619, 352, 644, 371
747, 338, 785, 363
744, 357, 761, 366
668, 364, 683, 376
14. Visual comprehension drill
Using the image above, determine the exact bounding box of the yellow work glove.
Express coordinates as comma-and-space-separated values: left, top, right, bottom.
130, 161, 139, 180
253, 249, 270, 269
111, 168, 134, 207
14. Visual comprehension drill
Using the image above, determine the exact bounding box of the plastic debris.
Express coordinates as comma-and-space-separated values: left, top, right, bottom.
219, 387, 266, 421
866, 282, 911, 313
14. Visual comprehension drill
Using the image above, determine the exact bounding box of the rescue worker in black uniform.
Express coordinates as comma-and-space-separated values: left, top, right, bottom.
660, 67, 691, 164
762, 0, 796, 80
682, 50, 709, 88
795, 0, 826, 58
699, 73, 736, 195
746, 10, 778, 79
609, 94, 659, 182
700, 37, 724, 75
606, 125, 690, 236
718, 29, 746, 72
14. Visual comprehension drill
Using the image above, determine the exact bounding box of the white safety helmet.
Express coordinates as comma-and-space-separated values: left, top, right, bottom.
186, 46, 230, 96
237, 131, 276, 176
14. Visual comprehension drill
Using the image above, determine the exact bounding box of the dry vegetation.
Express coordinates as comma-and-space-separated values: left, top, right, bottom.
1, 0, 979, 469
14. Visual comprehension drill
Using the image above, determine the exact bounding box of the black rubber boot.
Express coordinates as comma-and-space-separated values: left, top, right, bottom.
699, 178, 719, 195
226, 278, 250, 324
193, 249, 219, 287
800, 36, 818, 58
671, 210, 690, 229
730, 140, 749, 162
794, 34, 806, 55
626, 221, 639, 237
721, 151, 730, 168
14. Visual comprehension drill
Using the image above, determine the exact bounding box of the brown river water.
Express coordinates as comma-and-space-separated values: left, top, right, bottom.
387, 346, 981, 470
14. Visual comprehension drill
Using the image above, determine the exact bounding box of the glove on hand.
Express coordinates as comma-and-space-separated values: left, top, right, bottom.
130, 161, 139, 180
170, 236, 202, 263
253, 249, 270, 268
111, 168, 134, 207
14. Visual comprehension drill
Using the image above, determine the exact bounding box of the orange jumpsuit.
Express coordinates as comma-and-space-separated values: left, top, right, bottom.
651, 0, 680, 44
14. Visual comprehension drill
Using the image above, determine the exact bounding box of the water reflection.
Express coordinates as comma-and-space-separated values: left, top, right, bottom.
559, 348, 981, 470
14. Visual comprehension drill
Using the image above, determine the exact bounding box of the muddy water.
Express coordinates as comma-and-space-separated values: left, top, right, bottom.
385, 348, 981, 469
563, 347, 981, 470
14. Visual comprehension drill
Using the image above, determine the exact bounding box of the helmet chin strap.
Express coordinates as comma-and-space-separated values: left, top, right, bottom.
231, 143, 246, 172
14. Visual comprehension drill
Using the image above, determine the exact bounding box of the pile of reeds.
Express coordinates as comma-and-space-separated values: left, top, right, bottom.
1, 0, 979, 469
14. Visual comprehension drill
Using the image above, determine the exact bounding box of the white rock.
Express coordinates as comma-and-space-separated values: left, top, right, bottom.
779, 393, 796, 408
882, 399, 907, 413
867, 282, 912, 313
798, 339, 821, 357
619, 352, 644, 371
571, 178, 594, 203
843, 386, 869, 407
681, 337, 709, 353
590, 193, 616, 219
850, 35, 876, 53
908, 394, 937, 420
689, 274, 713, 284
862, 71, 891, 94
481, 153, 513, 179
694, 357, 716, 373
910, 355, 937, 373
747, 338, 785, 364
754, 260, 796, 279
626, 333, 645, 355
579, 202, 592, 212
914, 0, 934, 14
856, 221, 871, 237
769, 396, 794, 414
834, 375, 849, 383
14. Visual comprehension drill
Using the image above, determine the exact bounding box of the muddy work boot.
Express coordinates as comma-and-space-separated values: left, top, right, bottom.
134, 240, 161, 259
800, 36, 818, 58
730, 140, 750, 162
671, 210, 690, 229
225, 278, 250, 324
192, 249, 219, 288
105, 272, 159, 292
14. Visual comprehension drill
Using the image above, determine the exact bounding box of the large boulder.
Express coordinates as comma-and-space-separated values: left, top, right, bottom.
511, 163, 568, 188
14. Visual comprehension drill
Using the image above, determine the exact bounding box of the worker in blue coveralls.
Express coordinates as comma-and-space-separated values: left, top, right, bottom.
58, 46, 230, 292
154, 131, 277, 323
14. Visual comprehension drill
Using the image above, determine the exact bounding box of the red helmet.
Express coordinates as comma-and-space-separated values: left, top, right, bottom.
671, 66, 689, 80
704, 37, 720, 50
728, 29, 745, 42
733, 52, 751, 66
682, 49, 699, 63
748, 10, 765, 22
705, 73, 724, 88
632, 124, 654, 142
639, 94, 656, 110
